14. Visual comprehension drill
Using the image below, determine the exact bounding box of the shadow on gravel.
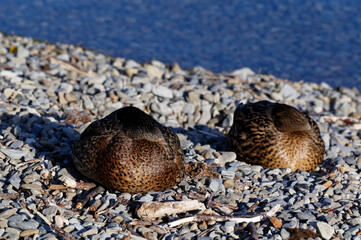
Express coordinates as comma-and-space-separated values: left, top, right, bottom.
0, 110, 84, 180
171, 124, 228, 151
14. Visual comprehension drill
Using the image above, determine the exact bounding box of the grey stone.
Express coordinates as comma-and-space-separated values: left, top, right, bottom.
222, 221, 235, 233
9, 220, 39, 230
0, 208, 17, 219
220, 151, 237, 163
82, 95, 94, 110
42, 205, 58, 218
1, 148, 29, 160
209, 179, 223, 192
316, 221, 334, 240
139, 194, 154, 202
283, 219, 298, 229
2, 227, 20, 240
152, 86, 173, 98
280, 84, 300, 99
198, 103, 212, 125
8, 174, 21, 189
296, 211, 316, 221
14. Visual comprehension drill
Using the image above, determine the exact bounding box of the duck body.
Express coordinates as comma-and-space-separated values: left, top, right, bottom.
72, 106, 185, 193
227, 100, 325, 171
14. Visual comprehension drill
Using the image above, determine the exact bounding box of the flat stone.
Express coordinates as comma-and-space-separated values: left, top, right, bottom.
0, 208, 18, 219
3, 227, 20, 240
220, 151, 237, 163
20, 229, 39, 237
80, 228, 99, 237
280, 84, 300, 99
296, 211, 316, 221
152, 86, 173, 98
8, 174, 21, 189
209, 179, 223, 192
9, 220, 39, 230
222, 221, 235, 233
1, 148, 29, 160
145, 64, 163, 79
316, 221, 334, 240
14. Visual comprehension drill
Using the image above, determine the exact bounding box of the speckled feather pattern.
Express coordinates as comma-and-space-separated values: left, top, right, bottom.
227, 100, 325, 171
72, 106, 185, 193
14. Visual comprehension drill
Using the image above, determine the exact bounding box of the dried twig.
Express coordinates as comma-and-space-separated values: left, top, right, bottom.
16, 158, 44, 168
129, 219, 163, 226
175, 191, 208, 202
76, 186, 105, 209
166, 204, 281, 228
247, 201, 260, 213
89, 199, 102, 212
58, 175, 97, 190
137, 200, 206, 221
51, 224, 77, 240
50, 57, 98, 77
208, 200, 238, 215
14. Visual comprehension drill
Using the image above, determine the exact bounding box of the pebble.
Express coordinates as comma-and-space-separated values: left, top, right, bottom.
220, 151, 237, 163
19, 229, 39, 237
222, 221, 235, 233
0, 34, 360, 240
152, 86, 173, 98
9, 220, 39, 230
0, 148, 29, 160
209, 179, 223, 192
0, 208, 18, 219
316, 221, 334, 240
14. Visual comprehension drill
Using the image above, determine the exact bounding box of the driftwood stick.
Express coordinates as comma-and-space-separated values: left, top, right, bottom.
16, 158, 43, 167
89, 199, 102, 212
76, 186, 105, 209
30, 205, 76, 240
32, 208, 52, 226
58, 175, 97, 190
50, 57, 98, 77
166, 204, 281, 228
247, 201, 260, 213
137, 200, 206, 221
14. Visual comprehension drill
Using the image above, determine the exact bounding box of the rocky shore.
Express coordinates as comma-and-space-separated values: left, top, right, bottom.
0, 33, 360, 240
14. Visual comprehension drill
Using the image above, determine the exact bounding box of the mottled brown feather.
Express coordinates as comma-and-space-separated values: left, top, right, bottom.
227, 100, 325, 171
72, 106, 185, 193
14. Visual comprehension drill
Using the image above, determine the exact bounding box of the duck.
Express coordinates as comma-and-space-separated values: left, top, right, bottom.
72, 106, 185, 193
227, 100, 325, 171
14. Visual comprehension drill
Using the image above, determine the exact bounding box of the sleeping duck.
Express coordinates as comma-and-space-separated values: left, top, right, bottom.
227, 100, 325, 171
72, 106, 185, 193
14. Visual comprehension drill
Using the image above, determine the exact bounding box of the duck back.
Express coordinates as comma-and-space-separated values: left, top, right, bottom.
227, 101, 325, 171
73, 106, 185, 193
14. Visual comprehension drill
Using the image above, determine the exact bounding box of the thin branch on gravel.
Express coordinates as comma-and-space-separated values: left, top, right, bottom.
89, 199, 102, 212
16, 158, 43, 168
49, 57, 98, 77
129, 219, 163, 226
76, 186, 105, 210
247, 201, 260, 213
137, 200, 206, 221
58, 175, 97, 190
166, 204, 281, 228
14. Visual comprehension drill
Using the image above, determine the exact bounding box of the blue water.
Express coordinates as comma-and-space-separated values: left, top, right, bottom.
0, 0, 360, 90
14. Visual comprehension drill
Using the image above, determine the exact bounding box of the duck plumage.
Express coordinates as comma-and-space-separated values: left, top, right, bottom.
227, 100, 325, 171
72, 106, 185, 193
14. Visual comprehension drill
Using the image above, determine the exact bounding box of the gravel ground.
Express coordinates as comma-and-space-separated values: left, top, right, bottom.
0, 33, 361, 240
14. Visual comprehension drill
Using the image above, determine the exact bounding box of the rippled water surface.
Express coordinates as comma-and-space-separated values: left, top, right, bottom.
0, 0, 360, 89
